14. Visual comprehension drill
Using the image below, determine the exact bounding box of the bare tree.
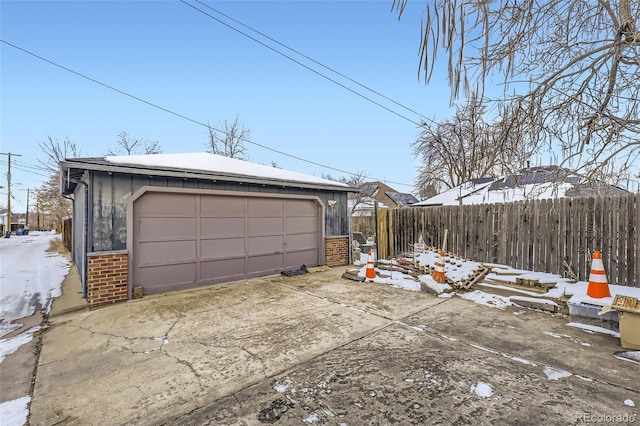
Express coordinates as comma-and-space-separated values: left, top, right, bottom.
38, 135, 80, 174
107, 131, 162, 156
393, 0, 640, 182
36, 173, 71, 229
414, 95, 535, 193
206, 117, 250, 160
322, 170, 370, 214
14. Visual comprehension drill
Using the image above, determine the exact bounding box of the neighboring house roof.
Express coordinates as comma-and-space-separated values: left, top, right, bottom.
352, 181, 418, 210
413, 166, 629, 206
61, 152, 356, 194
385, 191, 419, 207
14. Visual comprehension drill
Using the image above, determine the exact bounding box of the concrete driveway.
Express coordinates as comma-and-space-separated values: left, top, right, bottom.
31, 267, 639, 425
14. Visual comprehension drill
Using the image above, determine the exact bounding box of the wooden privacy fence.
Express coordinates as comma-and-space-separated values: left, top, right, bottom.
62, 217, 72, 253
377, 193, 639, 287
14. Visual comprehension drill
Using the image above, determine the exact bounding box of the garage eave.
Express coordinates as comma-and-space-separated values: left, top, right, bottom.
60, 158, 358, 193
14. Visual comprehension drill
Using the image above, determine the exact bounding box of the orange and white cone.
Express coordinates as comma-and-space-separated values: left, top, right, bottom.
432, 251, 447, 284
586, 250, 611, 298
365, 250, 376, 280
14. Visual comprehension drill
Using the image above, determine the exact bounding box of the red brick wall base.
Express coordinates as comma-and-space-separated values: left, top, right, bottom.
87, 250, 128, 308
325, 236, 349, 267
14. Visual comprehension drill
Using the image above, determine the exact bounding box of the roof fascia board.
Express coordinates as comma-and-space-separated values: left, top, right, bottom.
60, 160, 358, 193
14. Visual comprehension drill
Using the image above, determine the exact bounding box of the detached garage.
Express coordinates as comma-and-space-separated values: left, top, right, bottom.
60, 153, 355, 308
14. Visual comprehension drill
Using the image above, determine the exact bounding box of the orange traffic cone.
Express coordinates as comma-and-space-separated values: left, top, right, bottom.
587, 250, 611, 298
432, 251, 447, 284
365, 250, 376, 280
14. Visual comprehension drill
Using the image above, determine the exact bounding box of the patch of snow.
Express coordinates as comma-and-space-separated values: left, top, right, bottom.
469, 343, 537, 366
543, 332, 590, 347
614, 351, 640, 364
624, 399, 635, 407
357, 266, 421, 292
0, 396, 30, 426
302, 413, 323, 424
567, 322, 620, 337
478, 282, 547, 297
470, 381, 494, 398
559, 280, 640, 307
419, 275, 452, 295
437, 333, 458, 342
274, 378, 296, 393
510, 296, 558, 307
543, 366, 572, 380
0, 326, 41, 363
459, 291, 512, 310
0, 232, 71, 339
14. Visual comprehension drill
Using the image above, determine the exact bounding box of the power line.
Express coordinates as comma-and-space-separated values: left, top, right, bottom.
0, 159, 49, 177
1, 39, 415, 187
179, 1, 424, 128
190, 0, 437, 126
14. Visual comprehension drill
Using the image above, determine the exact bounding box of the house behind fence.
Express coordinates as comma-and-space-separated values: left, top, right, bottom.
377, 193, 639, 288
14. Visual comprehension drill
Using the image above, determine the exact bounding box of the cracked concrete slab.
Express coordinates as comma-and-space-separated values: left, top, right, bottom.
32, 268, 441, 425
29, 268, 639, 425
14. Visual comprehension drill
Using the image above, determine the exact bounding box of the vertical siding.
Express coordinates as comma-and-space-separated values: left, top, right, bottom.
87, 171, 350, 253
73, 182, 87, 296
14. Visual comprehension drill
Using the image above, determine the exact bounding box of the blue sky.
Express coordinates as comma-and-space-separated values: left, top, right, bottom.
1, 0, 459, 210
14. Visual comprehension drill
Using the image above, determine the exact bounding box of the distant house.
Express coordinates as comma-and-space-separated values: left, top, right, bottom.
413, 166, 629, 207
349, 181, 419, 216
60, 152, 356, 308
0, 209, 25, 233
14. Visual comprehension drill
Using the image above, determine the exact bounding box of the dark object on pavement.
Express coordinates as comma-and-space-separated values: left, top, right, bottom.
281, 264, 308, 277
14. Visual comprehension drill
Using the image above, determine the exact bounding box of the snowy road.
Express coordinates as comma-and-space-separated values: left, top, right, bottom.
0, 231, 70, 338
0, 231, 71, 425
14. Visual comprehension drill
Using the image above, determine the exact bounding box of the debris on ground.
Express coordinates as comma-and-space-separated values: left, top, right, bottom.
281, 265, 309, 277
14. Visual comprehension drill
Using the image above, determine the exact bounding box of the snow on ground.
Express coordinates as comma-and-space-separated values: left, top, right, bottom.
0, 231, 71, 426
0, 396, 30, 426
0, 231, 71, 337
355, 252, 640, 341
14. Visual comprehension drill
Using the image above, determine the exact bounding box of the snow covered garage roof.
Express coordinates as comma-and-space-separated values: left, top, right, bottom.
61, 152, 355, 194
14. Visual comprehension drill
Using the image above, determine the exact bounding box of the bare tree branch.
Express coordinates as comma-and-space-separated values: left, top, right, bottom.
395, 0, 640, 181
206, 116, 250, 160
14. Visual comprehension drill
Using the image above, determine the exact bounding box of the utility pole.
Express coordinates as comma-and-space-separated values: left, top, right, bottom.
0, 152, 22, 235
21, 188, 31, 229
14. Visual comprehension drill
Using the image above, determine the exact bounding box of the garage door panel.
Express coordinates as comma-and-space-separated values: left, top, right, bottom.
200, 196, 245, 217
139, 217, 197, 239
137, 193, 197, 215
286, 199, 317, 216
201, 217, 245, 237
138, 240, 196, 265
248, 198, 283, 217
248, 235, 284, 255
137, 263, 197, 293
247, 253, 284, 274
286, 249, 319, 267
287, 233, 318, 251
200, 258, 246, 281
286, 217, 318, 234
201, 237, 245, 259
248, 217, 283, 235
134, 193, 321, 294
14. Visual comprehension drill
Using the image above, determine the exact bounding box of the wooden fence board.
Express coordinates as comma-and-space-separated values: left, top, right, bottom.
377, 193, 638, 287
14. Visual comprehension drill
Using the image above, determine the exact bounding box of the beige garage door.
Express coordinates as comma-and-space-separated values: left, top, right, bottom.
132, 191, 322, 294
